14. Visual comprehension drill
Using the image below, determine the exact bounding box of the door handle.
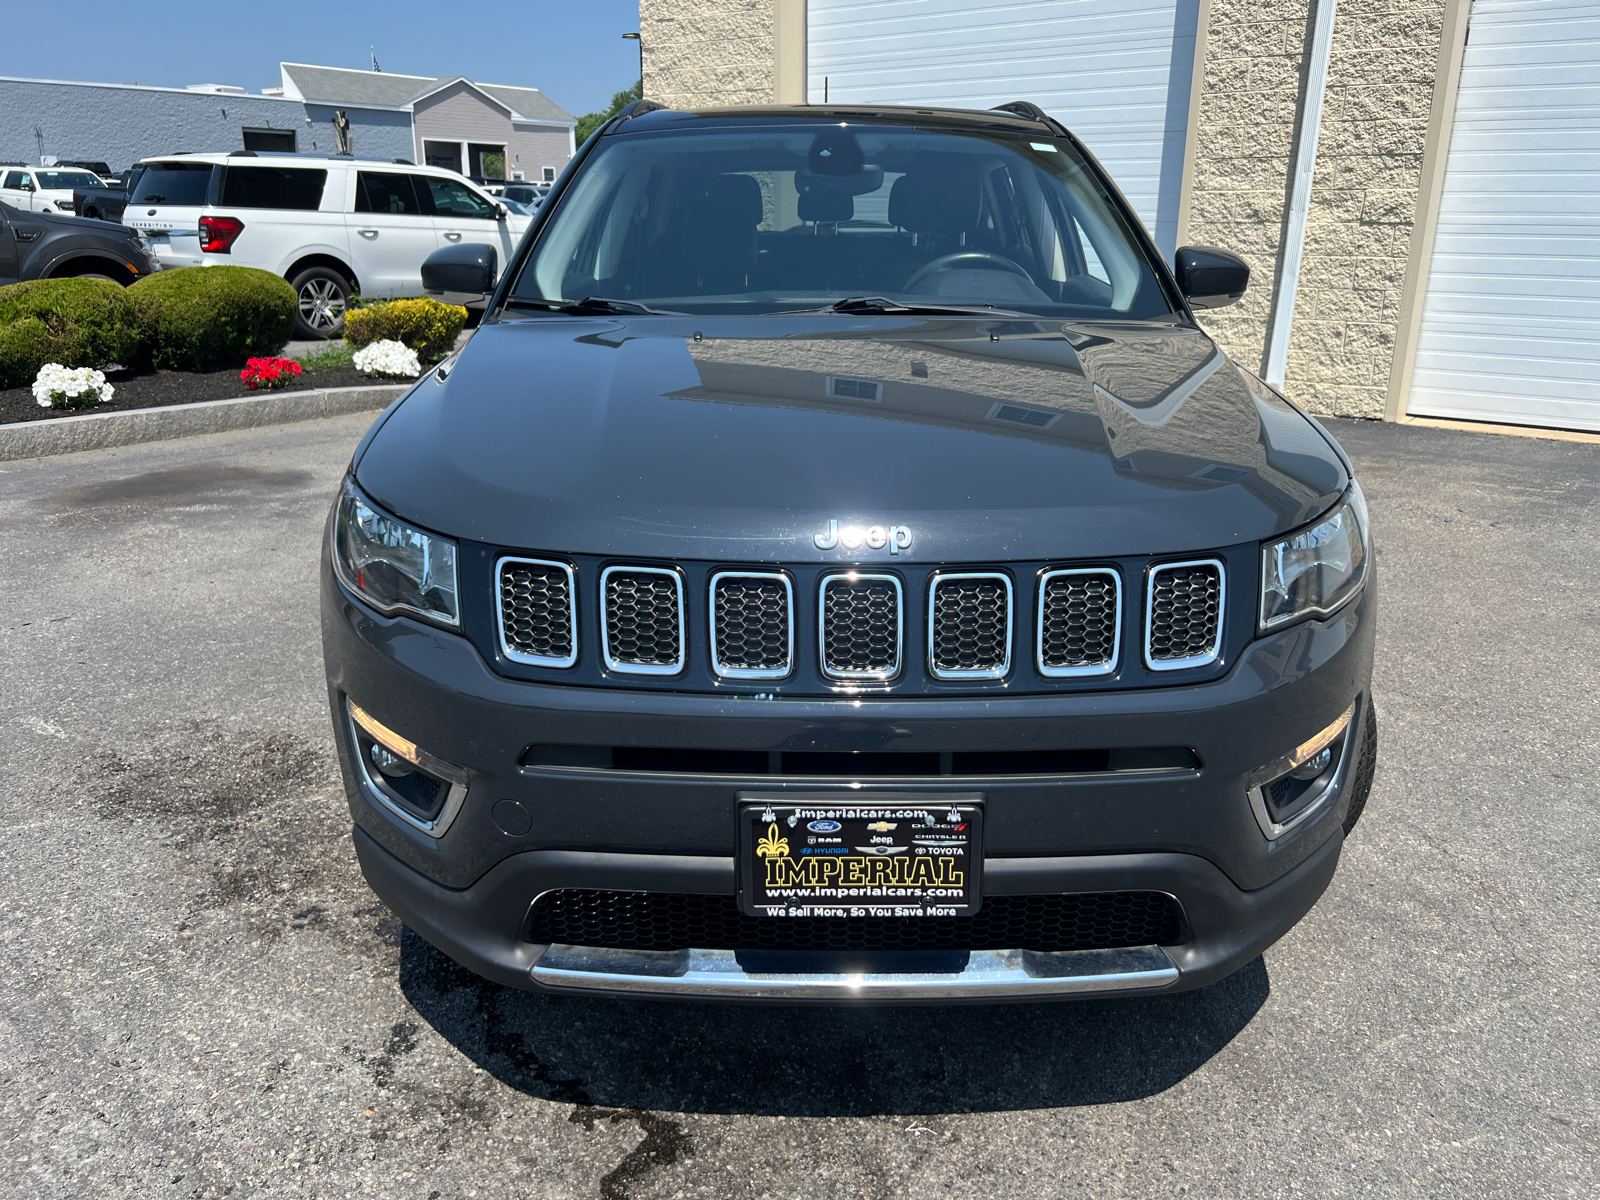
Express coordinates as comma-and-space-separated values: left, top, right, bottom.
357, 229, 378, 238
443, 231, 462, 242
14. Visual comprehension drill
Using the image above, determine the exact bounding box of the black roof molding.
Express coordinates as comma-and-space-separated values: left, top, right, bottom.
620, 99, 669, 121
991, 100, 1070, 137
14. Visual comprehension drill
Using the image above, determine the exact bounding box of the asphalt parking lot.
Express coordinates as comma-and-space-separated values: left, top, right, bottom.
1, 411, 1596, 1199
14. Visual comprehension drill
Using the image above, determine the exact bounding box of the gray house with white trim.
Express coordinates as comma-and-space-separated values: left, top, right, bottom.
0, 61, 575, 184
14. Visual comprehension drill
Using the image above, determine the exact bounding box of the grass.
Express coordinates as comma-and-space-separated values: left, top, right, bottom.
293, 342, 356, 373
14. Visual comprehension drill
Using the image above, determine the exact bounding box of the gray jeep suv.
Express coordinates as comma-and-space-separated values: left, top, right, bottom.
321, 100, 1376, 1003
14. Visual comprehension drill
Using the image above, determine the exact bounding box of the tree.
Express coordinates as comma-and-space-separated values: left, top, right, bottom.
575, 80, 643, 145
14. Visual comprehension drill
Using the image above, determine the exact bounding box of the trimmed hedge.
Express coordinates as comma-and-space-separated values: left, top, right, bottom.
0, 278, 143, 389
129, 266, 296, 370
344, 297, 467, 362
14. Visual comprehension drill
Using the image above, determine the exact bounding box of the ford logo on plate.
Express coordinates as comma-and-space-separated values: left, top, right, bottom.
807, 820, 842, 833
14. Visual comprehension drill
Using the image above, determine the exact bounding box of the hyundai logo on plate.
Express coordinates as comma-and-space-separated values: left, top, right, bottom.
806, 819, 842, 833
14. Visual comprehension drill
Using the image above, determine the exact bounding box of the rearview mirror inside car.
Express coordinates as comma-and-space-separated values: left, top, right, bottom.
422, 243, 498, 308
1174, 246, 1250, 310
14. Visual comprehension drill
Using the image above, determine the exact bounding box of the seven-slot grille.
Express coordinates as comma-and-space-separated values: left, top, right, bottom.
710, 572, 793, 678
819, 573, 902, 679
492, 559, 1228, 683
928, 573, 1012, 678
1037, 568, 1121, 676
1145, 559, 1225, 669
497, 558, 577, 668
601, 566, 685, 674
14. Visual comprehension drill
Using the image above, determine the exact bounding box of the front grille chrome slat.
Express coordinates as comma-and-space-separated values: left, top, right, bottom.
1037, 568, 1121, 677
1145, 559, 1225, 671
601, 565, 686, 675
710, 571, 794, 679
819, 572, 902, 681
496, 557, 578, 668
928, 572, 1012, 679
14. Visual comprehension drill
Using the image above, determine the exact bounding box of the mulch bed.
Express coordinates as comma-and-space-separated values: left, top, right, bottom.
0, 364, 373, 426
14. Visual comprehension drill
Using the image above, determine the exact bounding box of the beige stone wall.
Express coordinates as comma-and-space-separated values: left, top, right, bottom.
641, 0, 776, 108
1291, 0, 1446, 418
1188, 0, 1445, 418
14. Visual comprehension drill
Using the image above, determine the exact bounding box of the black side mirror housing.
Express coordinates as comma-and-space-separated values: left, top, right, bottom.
422, 243, 498, 308
1175, 246, 1250, 310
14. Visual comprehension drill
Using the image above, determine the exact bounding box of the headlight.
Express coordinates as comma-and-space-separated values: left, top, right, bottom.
1260, 484, 1369, 630
333, 479, 459, 626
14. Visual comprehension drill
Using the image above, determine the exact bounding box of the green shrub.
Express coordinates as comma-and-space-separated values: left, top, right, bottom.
343, 297, 466, 362
129, 266, 295, 370
0, 277, 143, 389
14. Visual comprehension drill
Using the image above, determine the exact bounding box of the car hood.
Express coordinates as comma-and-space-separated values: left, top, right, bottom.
355, 316, 1349, 562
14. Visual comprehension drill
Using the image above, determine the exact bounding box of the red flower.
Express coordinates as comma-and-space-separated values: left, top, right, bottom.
239, 357, 305, 390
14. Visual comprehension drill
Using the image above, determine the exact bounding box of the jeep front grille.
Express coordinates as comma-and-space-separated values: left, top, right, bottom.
1037, 568, 1120, 676
1145, 559, 1224, 670
497, 558, 578, 668
928, 572, 1011, 679
601, 566, 684, 674
819, 573, 902, 680
527, 889, 1184, 953
710, 572, 792, 678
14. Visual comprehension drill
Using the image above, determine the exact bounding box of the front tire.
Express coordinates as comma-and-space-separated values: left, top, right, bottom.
1341, 704, 1378, 836
290, 267, 351, 339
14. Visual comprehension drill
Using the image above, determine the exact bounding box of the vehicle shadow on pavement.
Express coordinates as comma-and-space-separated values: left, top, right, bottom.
399, 932, 1269, 1114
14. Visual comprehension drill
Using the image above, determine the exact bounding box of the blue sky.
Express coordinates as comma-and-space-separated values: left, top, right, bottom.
4, 0, 642, 117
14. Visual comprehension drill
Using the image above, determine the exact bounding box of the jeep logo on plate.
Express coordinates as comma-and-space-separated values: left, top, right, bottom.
813, 520, 913, 554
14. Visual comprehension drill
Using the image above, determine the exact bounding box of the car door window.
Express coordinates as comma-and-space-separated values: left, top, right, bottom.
356, 173, 426, 216
2, 172, 22, 190
220, 166, 327, 210
422, 177, 496, 219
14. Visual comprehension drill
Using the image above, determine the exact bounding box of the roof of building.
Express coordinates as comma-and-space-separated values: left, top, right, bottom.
278, 63, 575, 124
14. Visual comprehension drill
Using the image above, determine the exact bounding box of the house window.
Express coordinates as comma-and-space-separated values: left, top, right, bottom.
542, 167, 555, 182
242, 128, 296, 153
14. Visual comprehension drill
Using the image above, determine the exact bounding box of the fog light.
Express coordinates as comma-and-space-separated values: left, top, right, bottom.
369, 742, 413, 778
1247, 703, 1357, 840
1289, 747, 1332, 780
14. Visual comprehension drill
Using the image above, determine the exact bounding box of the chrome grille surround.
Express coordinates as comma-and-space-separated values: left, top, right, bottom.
1036, 568, 1121, 678
600, 565, 686, 675
1144, 559, 1225, 671
818, 572, 903, 681
927, 572, 1013, 680
709, 571, 794, 680
496, 556, 579, 668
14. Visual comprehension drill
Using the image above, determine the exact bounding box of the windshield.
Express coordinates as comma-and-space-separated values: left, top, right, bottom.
38, 171, 104, 190
512, 123, 1174, 318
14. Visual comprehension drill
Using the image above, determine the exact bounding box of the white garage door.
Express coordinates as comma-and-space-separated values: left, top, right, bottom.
806, 0, 1201, 258
1408, 0, 1600, 429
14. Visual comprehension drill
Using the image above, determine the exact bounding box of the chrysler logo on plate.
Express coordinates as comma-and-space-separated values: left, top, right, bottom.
813, 520, 913, 554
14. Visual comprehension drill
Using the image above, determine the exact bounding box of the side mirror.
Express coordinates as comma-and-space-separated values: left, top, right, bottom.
1175, 246, 1249, 310
494, 202, 508, 221
422, 242, 498, 308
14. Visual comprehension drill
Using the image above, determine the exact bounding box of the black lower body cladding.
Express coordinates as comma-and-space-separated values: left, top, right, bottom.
322, 559, 1377, 1002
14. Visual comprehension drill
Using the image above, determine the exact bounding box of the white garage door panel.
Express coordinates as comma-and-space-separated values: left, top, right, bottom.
807, 0, 1200, 257
1409, 0, 1600, 429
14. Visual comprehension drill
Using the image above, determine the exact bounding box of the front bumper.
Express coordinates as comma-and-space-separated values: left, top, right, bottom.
324, 553, 1374, 1002
354, 822, 1343, 1002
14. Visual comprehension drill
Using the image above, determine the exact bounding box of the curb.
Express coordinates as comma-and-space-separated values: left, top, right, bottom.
0, 384, 408, 463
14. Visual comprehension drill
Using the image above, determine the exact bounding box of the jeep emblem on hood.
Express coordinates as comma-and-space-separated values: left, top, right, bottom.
813, 520, 913, 554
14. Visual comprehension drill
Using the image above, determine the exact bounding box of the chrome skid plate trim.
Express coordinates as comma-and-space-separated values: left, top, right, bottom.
531, 944, 1179, 999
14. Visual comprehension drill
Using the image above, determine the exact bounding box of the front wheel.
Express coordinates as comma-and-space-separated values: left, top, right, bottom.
290, 267, 351, 339
1341, 704, 1378, 836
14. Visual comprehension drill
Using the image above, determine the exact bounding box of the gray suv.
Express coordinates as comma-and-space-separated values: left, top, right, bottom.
321, 100, 1376, 1003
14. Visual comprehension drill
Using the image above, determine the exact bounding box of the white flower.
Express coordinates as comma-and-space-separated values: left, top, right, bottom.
353, 339, 421, 379
33, 363, 114, 409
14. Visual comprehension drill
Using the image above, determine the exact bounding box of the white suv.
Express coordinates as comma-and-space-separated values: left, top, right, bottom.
0, 166, 110, 214
121, 153, 533, 338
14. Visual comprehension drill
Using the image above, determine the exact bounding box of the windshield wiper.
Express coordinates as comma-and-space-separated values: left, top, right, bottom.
773, 296, 1029, 317
506, 296, 686, 316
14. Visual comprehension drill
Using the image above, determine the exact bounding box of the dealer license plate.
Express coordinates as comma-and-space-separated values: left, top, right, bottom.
737, 796, 983, 919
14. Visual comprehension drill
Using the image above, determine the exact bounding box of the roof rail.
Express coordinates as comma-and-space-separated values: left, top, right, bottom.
619, 99, 669, 121
991, 100, 1069, 137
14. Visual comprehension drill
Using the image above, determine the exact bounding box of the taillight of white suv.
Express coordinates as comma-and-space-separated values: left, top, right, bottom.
198, 215, 244, 253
